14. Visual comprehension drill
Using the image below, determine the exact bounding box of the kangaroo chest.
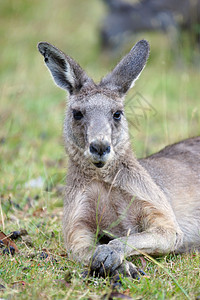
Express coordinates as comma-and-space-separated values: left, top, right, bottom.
82, 180, 141, 238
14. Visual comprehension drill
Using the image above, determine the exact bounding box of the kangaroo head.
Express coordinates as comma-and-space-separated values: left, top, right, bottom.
38, 40, 149, 168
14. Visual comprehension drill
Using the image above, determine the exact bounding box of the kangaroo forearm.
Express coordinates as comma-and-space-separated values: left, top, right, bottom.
108, 230, 179, 257
63, 191, 96, 262
64, 225, 95, 263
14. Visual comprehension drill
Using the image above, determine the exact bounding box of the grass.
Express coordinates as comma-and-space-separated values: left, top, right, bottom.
0, 0, 200, 299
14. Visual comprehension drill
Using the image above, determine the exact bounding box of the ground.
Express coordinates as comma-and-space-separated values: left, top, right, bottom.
0, 0, 200, 299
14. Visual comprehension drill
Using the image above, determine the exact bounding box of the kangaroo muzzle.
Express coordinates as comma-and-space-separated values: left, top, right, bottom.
89, 140, 111, 168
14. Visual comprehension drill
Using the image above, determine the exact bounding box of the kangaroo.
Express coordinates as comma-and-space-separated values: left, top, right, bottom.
38, 40, 200, 278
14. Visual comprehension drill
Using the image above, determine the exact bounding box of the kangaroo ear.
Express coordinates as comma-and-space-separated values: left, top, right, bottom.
38, 42, 93, 94
100, 40, 150, 96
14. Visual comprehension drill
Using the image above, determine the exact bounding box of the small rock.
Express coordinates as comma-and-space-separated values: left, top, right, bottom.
19, 229, 28, 236
21, 236, 33, 247
3, 246, 15, 256
39, 251, 49, 259
0, 283, 6, 290
25, 252, 37, 258
81, 270, 89, 278
22, 267, 31, 271
64, 270, 72, 283
25, 177, 44, 189
9, 231, 21, 240
0, 240, 5, 248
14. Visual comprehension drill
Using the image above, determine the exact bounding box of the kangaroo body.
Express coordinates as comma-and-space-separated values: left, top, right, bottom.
141, 137, 200, 252
38, 40, 200, 277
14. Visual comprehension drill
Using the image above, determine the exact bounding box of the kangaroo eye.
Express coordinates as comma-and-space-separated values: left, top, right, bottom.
113, 111, 122, 121
73, 110, 83, 120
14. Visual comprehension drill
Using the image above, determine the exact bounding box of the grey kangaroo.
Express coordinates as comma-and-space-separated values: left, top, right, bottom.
38, 40, 200, 277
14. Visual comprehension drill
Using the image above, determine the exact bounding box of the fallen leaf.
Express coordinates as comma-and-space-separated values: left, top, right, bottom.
138, 256, 147, 269
33, 207, 46, 217
124, 289, 131, 296
0, 231, 19, 253
41, 248, 51, 256
10, 280, 27, 289
57, 252, 67, 257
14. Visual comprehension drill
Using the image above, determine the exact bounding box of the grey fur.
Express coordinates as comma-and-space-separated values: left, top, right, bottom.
38, 40, 200, 277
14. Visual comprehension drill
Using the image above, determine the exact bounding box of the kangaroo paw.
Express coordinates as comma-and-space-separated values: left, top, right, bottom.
90, 244, 123, 277
113, 260, 141, 279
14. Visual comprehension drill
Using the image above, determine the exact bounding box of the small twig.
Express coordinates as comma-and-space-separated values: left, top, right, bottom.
0, 199, 5, 231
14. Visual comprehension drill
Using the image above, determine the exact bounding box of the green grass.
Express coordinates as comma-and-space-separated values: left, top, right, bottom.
0, 0, 200, 299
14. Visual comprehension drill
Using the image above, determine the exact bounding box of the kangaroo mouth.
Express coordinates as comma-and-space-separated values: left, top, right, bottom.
93, 161, 105, 168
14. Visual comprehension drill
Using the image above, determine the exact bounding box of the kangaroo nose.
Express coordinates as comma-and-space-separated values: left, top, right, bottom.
89, 141, 111, 156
